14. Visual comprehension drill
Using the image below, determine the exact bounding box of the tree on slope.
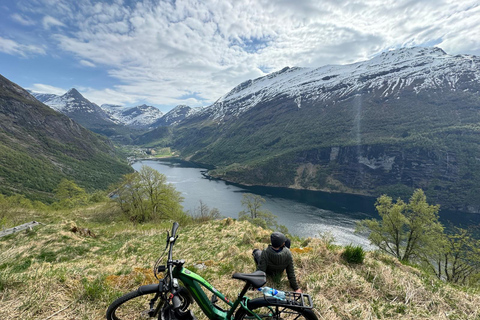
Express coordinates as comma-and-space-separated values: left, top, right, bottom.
54, 178, 88, 208
239, 193, 288, 233
115, 165, 184, 223
425, 226, 480, 284
357, 189, 443, 262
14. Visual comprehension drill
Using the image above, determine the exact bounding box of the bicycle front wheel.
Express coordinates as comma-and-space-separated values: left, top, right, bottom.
234, 297, 318, 320
106, 284, 192, 320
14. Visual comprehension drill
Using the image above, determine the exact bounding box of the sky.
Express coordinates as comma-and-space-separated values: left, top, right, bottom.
1, 0, 479, 112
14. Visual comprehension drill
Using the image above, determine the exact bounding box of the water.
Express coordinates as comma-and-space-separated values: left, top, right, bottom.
132, 159, 480, 248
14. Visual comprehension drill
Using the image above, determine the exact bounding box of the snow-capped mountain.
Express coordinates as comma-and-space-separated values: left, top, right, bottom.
100, 104, 163, 129
31, 88, 116, 132
41, 88, 103, 114
152, 105, 199, 127
30, 89, 163, 130
27, 91, 58, 103
197, 47, 479, 122
101, 104, 130, 124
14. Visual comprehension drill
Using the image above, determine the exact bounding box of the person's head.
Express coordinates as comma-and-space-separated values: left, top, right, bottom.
270, 232, 287, 249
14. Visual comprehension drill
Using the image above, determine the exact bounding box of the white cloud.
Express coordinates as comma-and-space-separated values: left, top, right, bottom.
11, 13, 36, 26
29, 83, 66, 95
0, 36, 45, 57
78, 87, 141, 107
7, 0, 480, 108
42, 15, 65, 30
79, 59, 96, 67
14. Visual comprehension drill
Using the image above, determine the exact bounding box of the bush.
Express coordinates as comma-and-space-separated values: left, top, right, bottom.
342, 244, 365, 264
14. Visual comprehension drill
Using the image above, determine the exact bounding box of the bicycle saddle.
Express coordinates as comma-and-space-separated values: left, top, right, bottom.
232, 270, 266, 288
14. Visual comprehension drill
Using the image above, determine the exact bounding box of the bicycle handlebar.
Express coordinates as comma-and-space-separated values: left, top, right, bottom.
171, 222, 179, 239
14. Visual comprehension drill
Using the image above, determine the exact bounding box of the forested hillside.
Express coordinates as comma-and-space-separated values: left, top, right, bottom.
0, 74, 132, 202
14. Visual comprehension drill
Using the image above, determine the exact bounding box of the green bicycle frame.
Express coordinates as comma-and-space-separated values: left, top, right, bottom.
173, 265, 254, 320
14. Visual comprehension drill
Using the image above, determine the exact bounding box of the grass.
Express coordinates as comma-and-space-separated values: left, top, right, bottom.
1, 204, 479, 319
342, 244, 366, 264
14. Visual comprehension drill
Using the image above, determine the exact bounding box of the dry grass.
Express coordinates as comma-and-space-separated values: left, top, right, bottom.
1, 211, 479, 320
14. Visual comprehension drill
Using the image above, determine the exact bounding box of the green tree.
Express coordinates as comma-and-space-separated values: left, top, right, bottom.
357, 189, 443, 262
54, 179, 88, 208
238, 193, 288, 233
425, 226, 480, 284
115, 166, 184, 223
240, 193, 266, 219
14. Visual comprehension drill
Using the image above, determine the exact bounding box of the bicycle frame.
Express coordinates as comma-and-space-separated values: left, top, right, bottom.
160, 222, 262, 320
173, 265, 254, 320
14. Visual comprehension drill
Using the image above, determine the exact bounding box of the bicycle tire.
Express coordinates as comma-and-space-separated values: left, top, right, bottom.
234, 297, 318, 320
106, 284, 192, 320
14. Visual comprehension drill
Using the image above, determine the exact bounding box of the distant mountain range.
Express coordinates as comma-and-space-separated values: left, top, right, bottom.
30, 90, 198, 131
0, 74, 132, 202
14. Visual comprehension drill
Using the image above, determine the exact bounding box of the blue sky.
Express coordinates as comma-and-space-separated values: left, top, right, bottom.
1, 0, 479, 112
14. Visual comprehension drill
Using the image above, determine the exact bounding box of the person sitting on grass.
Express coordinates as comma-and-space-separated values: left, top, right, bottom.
252, 232, 302, 293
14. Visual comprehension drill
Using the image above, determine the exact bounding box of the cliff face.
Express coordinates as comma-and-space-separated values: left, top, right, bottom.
212, 143, 476, 212
296, 145, 467, 208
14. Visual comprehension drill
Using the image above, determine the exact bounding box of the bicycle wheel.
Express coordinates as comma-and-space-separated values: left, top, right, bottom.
234, 297, 318, 320
106, 284, 192, 320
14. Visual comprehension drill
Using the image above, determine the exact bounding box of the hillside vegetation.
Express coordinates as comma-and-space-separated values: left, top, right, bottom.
0, 74, 133, 202
167, 89, 480, 212
1, 204, 479, 320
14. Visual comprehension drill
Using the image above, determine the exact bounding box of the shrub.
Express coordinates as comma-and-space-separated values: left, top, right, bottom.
342, 244, 365, 264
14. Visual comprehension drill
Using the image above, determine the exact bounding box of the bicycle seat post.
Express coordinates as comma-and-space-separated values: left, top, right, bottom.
227, 281, 251, 319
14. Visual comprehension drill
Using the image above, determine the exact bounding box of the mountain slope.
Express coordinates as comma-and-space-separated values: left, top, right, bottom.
30, 89, 135, 137
0, 74, 133, 202
152, 105, 199, 127
27, 90, 58, 103
101, 104, 164, 129
167, 47, 480, 212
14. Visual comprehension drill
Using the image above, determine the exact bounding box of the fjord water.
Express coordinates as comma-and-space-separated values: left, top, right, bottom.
132, 159, 480, 248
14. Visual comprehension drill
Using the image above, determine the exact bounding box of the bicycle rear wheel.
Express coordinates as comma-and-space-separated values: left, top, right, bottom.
234, 297, 318, 320
106, 284, 191, 320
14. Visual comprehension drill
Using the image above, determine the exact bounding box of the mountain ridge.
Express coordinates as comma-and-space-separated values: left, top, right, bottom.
190, 47, 478, 123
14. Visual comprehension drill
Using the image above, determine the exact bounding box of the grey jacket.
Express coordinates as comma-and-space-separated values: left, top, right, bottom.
257, 245, 299, 290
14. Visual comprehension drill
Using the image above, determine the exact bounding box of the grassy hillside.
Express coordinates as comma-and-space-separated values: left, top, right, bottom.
1, 205, 479, 319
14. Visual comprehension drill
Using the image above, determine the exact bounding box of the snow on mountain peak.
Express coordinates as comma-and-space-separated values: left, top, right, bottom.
100, 103, 163, 128
42, 88, 96, 113
153, 105, 200, 126
203, 47, 480, 122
